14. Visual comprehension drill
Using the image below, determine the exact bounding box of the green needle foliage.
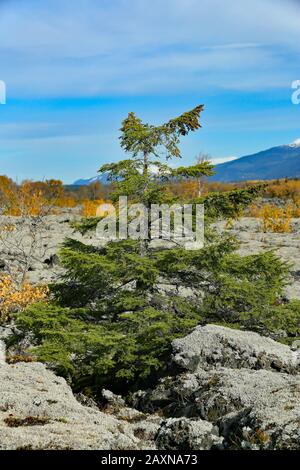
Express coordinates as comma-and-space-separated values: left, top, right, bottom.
13, 236, 291, 395
199, 185, 266, 221
100, 105, 214, 207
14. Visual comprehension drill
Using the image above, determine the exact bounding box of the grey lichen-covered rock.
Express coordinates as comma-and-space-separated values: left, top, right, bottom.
102, 389, 126, 408
196, 368, 300, 450
0, 325, 13, 341
156, 417, 223, 450
172, 324, 300, 374
0, 362, 153, 450
0, 213, 100, 285
134, 368, 300, 449
131, 415, 163, 448
74, 393, 99, 410
132, 325, 300, 449
100, 389, 162, 449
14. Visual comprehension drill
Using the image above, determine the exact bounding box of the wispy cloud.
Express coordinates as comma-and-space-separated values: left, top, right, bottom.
0, 0, 299, 97
211, 156, 237, 165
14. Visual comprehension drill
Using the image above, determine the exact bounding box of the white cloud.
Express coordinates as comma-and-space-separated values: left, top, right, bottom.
211, 156, 237, 164
0, 0, 299, 97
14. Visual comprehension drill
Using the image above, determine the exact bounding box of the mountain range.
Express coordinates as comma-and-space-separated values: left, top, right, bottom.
73, 173, 110, 186
73, 140, 300, 185
210, 139, 300, 182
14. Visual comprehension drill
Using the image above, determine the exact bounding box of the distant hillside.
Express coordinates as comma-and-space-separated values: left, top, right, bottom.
73, 173, 110, 186
74, 140, 300, 185
211, 140, 300, 182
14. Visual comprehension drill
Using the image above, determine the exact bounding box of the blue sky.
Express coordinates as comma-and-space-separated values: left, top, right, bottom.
0, 0, 300, 183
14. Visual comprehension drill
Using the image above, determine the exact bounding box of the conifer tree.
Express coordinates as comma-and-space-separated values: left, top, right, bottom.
100, 106, 214, 204
99, 106, 214, 253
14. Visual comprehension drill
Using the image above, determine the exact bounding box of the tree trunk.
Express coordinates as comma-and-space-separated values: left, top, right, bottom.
140, 152, 150, 256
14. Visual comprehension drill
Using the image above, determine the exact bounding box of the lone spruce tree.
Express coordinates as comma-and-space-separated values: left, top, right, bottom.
99, 106, 214, 253
100, 105, 213, 203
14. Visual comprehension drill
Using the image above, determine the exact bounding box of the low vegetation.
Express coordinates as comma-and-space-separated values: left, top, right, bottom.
0, 176, 110, 216
4, 416, 50, 427
11, 237, 292, 395
0, 274, 48, 322
251, 204, 294, 233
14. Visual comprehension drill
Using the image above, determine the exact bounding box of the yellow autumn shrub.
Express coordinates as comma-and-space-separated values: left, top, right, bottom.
0, 176, 80, 216
82, 198, 108, 217
259, 204, 293, 233
54, 196, 77, 208
0, 275, 49, 321
265, 179, 300, 201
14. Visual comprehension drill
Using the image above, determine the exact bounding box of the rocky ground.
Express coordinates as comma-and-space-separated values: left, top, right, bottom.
1, 214, 300, 298
0, 213, 100, 284
1, 324, 300, 450
0, 360, 160, 450
1, 214, 300, 450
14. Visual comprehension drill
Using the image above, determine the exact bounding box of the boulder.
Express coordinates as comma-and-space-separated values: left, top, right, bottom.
132, 325, 300, 449
133, 367, 300, 449
156, 417, 223, 450
172, 324, 300, 373
189, 367, 300, 450
0, 361, 156, 450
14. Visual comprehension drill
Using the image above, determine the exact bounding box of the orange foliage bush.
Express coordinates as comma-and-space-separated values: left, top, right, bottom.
54, 196, 77, 208
0, 175, 19, 214
265, 179, 300, 201
0, 175, 115, 216
18, 182, 48, 216
0, 176, 79, 216
0, 275, 49, 321
167, 181, 200, 199
82, 198, 109, 217
167, 179, 255, 200
251, 204, 293, 233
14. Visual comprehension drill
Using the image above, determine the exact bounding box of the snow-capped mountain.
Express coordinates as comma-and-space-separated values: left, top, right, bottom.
73, 140, 300, 185
210, 139, 300, 182
73, 173, 110, 186
288, 138, 300, 148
